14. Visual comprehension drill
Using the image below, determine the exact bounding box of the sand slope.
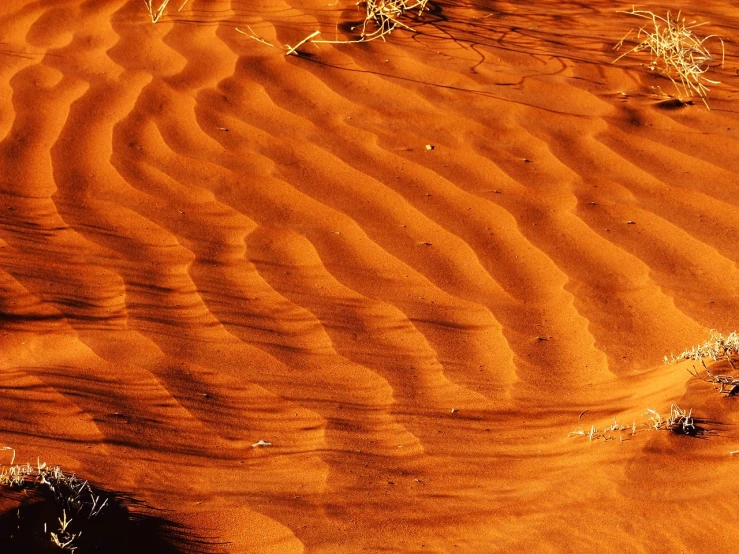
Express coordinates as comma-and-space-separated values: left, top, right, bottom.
1, 0, 739, 551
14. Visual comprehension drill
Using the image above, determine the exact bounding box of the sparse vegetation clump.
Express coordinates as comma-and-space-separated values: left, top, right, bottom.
349, 0, 430, 43
1, 448, 109, 551
647, 404, 696, 435
613, 8, 724, 108
666, 330, 739, 366
239, 0, 430, 56
568, 404, 699, 442
568, 417, 637, 442
667, 330, 739, 395
1, 448, 200, 553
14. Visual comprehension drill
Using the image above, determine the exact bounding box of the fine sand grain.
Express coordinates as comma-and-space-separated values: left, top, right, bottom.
1, 0, 738, 552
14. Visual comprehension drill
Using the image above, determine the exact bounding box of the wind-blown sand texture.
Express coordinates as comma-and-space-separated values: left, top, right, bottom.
1, 0, 739, 552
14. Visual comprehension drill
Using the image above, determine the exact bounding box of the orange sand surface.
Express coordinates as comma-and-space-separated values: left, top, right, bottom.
1, 0, 739, 552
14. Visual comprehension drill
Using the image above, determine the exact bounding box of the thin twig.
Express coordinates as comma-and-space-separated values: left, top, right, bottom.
236, 26, 277, 48
286, 30, 321, 56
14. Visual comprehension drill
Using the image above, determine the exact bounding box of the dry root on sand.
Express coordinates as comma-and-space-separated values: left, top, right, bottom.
613, 8, 724, 108
699, 369, 739, 396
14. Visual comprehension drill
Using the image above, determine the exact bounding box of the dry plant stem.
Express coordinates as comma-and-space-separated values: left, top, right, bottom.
145, 0, 191, 22
613, 8, 724, 108
235, 26, 277, 49
689, 367, 739, 396
285, 31, 321, 56
1, 446, 16, 465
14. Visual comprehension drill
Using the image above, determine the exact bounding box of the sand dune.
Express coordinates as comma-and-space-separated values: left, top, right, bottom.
1, 0, 738, 551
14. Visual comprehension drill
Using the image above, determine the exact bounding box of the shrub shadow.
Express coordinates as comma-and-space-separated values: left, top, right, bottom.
0, 485, 215, 554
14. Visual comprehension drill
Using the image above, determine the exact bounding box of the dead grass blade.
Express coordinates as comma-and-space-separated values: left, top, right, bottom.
236, 26, 277, 49
144, 0, 168, 23
144, 0, 191, 23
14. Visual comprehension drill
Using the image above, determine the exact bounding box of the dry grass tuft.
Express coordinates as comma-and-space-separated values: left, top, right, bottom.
1, 449, 207, 553
350, 0, 430, 43
665, 404, 696, 435
666, 330, 739, 366
251, 0, 430, 56
647, 404, 698, 435
613, 8, 724, 108
568, 404, 699, 441
568, 417, 638, 442
667, 331, 739, 395
646, 404, 700, 436
1, 448, 109, 551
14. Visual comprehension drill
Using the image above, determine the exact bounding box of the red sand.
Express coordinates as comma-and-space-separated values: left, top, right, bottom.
1, 0, 738, 552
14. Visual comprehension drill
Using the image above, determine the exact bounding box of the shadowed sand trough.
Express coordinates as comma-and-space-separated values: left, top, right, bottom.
1, 0, 739, 552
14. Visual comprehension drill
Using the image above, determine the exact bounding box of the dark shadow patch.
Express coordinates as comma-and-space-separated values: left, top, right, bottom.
0, 484, 215, 553
655, 98, 691, 110
668, 418, 706, 437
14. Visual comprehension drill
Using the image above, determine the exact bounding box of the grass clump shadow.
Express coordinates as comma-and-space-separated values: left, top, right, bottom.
646, 404, 701, 436
0, 449, 209, 553
613, 8, 724, 108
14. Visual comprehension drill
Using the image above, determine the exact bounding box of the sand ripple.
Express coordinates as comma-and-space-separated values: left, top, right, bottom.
1, 0, 738, 551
